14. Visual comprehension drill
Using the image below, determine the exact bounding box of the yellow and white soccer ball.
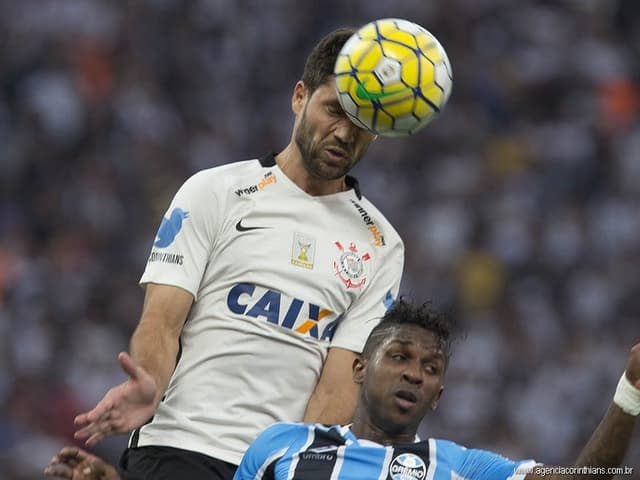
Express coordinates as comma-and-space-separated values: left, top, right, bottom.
334, 18, 453, 137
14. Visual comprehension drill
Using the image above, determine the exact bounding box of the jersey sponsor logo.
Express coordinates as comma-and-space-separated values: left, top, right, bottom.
226, 283, 340, 340
148, 251, 184, 265
154, 208, 189, 248
300, 452, 335, 461
234, 171, 277, 197
333, 241, 370, 289
291, 233, 316, 269
389, 453, 427, 480
236, 219, 270, 232
350, 200, 385, 247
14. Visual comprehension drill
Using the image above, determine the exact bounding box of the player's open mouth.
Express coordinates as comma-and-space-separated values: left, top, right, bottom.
324, 147, 348, 162
394, 390, 418, 409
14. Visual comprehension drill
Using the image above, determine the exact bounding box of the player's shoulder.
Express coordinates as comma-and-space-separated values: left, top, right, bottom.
432, 437, 467, 454
189, 158, 265, 182
431, 437, 526, 468
177, 158, 269, 197
257, 422, 314, 441
258, 422, 349, 443
354, 194, 404, 250
420, 438, 469, 471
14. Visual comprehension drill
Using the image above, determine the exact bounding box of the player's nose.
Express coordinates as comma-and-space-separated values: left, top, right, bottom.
333, 117, 357, 144
402, 359, 424, 385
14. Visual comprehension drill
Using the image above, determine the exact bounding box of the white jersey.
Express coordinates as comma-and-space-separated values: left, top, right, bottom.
134, 154, 404, 465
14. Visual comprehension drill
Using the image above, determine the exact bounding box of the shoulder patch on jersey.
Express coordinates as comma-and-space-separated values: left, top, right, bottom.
154, 208, 189, 248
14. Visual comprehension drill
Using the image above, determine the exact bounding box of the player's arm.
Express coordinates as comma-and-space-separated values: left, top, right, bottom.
129, 282, 193, 404
524, 343, 640, 480
304, 347, 359, 424
75, 171, 217, 446
74, 283, 193, 446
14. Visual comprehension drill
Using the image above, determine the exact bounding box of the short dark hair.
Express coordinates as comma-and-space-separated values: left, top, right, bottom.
362, 297, 456, 366
301, 27, 357, 95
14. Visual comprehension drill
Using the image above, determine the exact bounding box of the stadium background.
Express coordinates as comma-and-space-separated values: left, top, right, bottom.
1, 0, 639, 478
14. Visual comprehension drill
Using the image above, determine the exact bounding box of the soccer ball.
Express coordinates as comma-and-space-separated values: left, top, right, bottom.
334, 18, 453, 137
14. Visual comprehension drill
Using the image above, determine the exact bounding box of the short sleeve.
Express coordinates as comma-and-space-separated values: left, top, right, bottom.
140, 170, 223, 299
234, 423, 309, 480
330, 239, 404, 352
435, 439, 537, 480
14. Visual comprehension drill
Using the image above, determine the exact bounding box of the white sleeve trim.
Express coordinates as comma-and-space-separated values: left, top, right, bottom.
255, 447, 288, 480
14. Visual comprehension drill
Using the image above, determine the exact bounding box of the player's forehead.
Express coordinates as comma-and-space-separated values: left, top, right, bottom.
309, 78, 338, 102
382, 325, 445, 355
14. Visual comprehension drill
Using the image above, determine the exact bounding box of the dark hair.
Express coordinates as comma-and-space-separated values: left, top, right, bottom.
301, 27, 357, 95
362, 297, 456, 366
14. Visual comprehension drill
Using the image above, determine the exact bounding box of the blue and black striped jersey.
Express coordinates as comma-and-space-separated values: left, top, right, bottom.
234, 422, 537, 480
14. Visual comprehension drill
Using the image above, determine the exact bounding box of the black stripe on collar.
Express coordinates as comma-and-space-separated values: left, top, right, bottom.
345, 175, 362, 200
260, 152, 362, 200
259, 153, 277, 167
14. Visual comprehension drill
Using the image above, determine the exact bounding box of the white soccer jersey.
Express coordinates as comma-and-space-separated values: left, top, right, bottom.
134, 154, 404, 465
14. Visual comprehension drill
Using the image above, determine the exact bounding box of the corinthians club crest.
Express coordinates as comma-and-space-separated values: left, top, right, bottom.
333, 241, 370, 289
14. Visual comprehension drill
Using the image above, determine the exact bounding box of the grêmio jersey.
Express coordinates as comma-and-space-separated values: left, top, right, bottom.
133, 154, 404, 465
234, 423, 538, 480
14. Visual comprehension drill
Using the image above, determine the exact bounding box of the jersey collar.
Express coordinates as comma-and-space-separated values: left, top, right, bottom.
343, 425, 422, 446
259, 153, 362, 200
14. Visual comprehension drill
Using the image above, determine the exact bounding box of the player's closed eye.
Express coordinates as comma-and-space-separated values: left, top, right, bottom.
327, 105, 342, 115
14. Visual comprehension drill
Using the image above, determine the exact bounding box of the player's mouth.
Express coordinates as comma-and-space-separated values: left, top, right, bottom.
324, 146, 350, 163
394, 390, 418, 410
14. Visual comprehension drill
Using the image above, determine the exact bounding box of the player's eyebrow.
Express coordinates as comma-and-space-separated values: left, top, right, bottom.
387, 339, 445, 357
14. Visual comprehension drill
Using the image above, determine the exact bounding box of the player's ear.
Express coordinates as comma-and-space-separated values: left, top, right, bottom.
292, 81, 308, 115
431, 385, 444, 411
352, 354, 366, 385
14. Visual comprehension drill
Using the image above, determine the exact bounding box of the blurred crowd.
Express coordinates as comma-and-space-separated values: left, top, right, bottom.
1, 0, 639, 478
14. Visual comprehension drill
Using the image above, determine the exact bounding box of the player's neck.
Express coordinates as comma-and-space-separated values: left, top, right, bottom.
275, 145, 346, 196
350, 408, 419, 445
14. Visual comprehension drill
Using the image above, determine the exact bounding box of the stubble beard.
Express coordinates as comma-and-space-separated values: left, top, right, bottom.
294, 109, 355, 181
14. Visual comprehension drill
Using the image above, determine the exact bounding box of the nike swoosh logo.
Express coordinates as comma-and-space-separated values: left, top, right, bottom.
236, 219, 270, 232
355, 82, 404, 101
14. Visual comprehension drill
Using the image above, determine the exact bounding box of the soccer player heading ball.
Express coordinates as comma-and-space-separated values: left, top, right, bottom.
70, 24, 404, 480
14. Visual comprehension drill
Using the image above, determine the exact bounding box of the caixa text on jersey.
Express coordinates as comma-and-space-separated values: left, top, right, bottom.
226, 282, 341, 340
